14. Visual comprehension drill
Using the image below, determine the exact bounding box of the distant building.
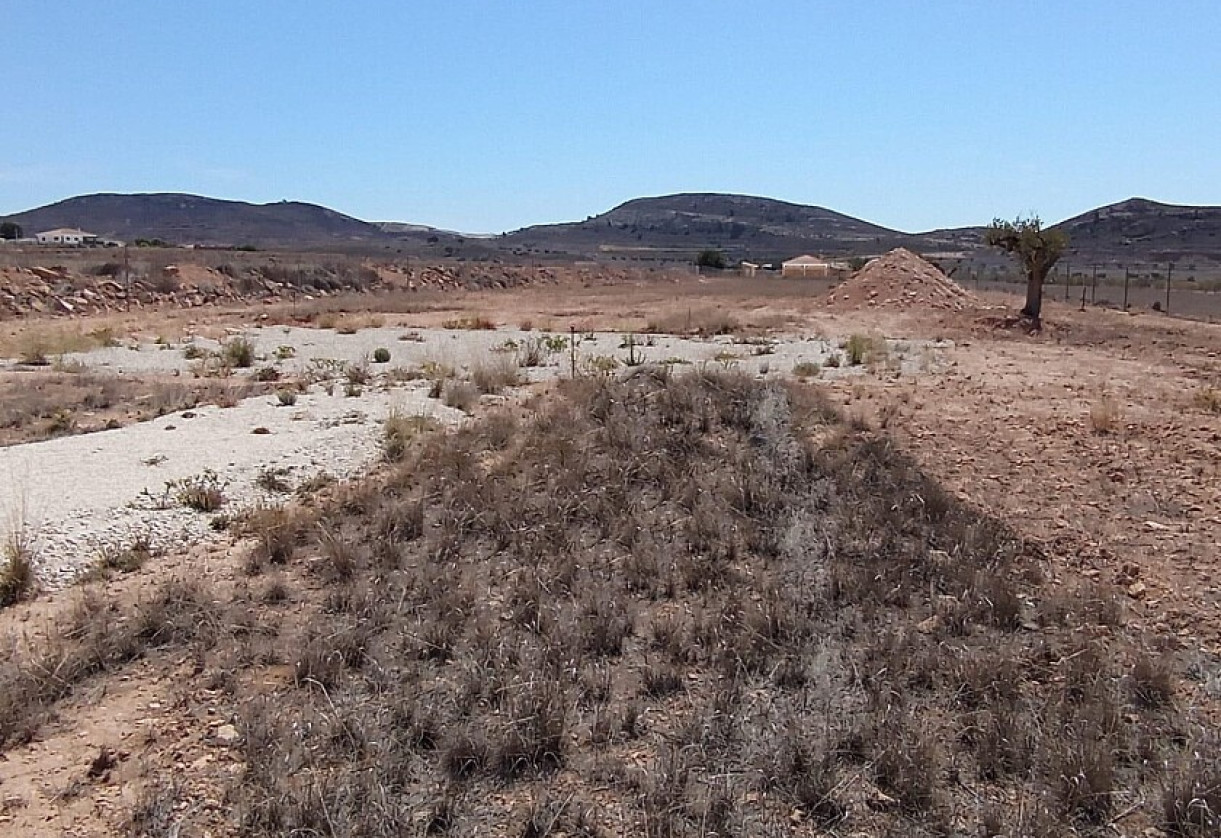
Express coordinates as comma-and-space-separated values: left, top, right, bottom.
739, 261, 759, 278
36, 228, 99, 246
781, 254, 831, 278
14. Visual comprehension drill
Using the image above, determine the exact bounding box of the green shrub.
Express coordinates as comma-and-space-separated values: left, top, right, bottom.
220, 337, 255, 368
372, 347, 391, 364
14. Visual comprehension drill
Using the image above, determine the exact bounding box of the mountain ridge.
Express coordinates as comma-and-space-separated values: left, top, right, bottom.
4, 192, 1221, 266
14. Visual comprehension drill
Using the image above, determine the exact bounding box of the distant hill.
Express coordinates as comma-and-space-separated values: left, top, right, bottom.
1053, 198, 1221, 266
4, 191, 1220, 268
1, 193, 387, 248
501, 193, 931, 263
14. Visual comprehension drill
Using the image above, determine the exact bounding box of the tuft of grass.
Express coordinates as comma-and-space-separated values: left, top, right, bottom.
1163, 746, 1221, 837
1129, 653, 1175, 708
471, 354, 522, 394
171, 469, 227, 512
1192, 386, 1221, 415
85, 536, 155, 580
383, 409, 437, 462
442, 379, 479, 412
255, 466, 293, 494
0, 533, 36, 608
1089, 391, 1122, 434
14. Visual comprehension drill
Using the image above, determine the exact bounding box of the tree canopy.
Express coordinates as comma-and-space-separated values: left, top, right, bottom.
0, 221, 22, 240
984, 216, 1068, 322
696, 249, 726, 270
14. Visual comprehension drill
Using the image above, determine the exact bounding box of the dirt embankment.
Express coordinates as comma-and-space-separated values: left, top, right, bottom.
0, 261, 588, 320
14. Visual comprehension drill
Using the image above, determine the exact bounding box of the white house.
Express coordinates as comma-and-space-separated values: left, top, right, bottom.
36, 228, 99, 246
781, 254, 831, 278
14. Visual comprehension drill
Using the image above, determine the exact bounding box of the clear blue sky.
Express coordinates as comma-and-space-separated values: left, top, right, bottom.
3, 1, 1218, 234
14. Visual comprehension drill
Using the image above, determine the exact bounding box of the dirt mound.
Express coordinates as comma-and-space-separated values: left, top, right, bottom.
824, 247, 979, 312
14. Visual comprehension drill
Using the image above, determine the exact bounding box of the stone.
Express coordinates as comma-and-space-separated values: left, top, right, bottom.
214, 724, 240, 746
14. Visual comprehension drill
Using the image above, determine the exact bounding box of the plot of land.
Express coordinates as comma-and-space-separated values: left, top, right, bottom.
0, 266, 1219, 837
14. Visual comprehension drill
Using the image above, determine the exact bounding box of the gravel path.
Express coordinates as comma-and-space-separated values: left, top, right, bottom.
2, 326, 948, 588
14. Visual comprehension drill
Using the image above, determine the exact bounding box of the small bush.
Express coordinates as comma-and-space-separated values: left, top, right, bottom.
345, 363, 372, 387
792, 361, 821, 379
516, 337, 547, 367
372, 347, 391, 364
255, 466, 293, 494
172, 469, 227, 512
220, 337, 256, 369
252, 365, 280, 382
275, 388, 298, 407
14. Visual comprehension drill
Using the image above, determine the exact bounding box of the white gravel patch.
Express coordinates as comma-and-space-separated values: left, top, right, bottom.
0, 383, 461, 589
1, 326, 949, 589
51, 325, 946, 380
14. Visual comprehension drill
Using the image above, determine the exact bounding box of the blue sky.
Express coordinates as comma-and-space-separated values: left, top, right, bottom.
3, 1, 1218, 233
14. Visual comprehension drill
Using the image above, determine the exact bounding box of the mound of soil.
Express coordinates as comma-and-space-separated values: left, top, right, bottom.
824, 247, 979, 312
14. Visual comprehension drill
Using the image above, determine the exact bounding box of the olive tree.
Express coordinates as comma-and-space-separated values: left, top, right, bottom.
0, 221, 22, 240
984, 216, 1068, 323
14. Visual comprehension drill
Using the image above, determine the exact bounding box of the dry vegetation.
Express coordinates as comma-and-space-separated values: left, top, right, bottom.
4, 369, 1214, 835
0, 371, 275, 446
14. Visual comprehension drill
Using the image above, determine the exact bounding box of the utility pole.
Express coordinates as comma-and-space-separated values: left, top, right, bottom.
1166, 262, 1173, 314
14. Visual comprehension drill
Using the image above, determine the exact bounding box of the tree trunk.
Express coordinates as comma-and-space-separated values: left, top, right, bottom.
1021, 268, 1046, 321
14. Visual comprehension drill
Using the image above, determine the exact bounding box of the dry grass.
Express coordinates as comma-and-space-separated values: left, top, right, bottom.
470, 353, 523, 394
1192, 386, 1221, 414
645, 307, 741, 336
0, 372, 274, 446
441, 378, 479, 412
383, 409, 438, 462
0, 532, 36, 608
0, 369, 1206, 835
442, 314, 497, 330
1090, 390, 1123, 434
0, 578, 219, 748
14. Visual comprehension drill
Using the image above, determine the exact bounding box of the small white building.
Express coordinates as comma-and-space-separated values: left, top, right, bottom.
36, 228, 99, 246
781, 254, 831, 278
